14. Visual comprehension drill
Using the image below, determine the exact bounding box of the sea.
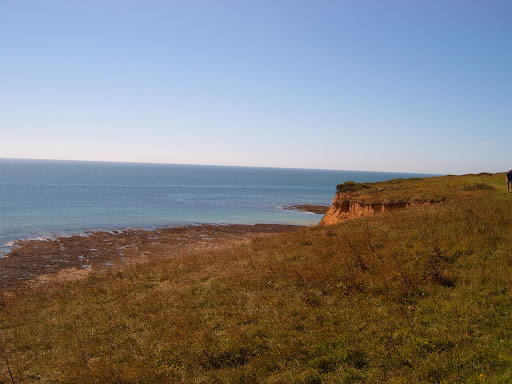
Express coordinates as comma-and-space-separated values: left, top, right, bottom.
0, 158, 436, 255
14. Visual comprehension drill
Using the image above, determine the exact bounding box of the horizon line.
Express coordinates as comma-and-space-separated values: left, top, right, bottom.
0, 156, 443, 176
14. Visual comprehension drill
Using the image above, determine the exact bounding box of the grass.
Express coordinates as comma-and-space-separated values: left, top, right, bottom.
334, 173, 499, 203
1, 173, 512, 383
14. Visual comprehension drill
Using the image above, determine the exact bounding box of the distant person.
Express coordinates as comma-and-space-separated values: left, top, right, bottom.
507, 169, 512, 193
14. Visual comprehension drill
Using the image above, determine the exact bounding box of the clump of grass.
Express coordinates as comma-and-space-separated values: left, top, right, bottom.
337, 181, 371, 193
1, 173, 512, 383
461, 182, 496, 191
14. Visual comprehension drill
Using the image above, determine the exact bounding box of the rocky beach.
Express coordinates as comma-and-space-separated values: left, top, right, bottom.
0, 224, 300, 289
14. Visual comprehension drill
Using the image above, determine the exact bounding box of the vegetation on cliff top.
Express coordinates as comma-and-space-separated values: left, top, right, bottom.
336, 173, 497, 203
1, 173, 512, 383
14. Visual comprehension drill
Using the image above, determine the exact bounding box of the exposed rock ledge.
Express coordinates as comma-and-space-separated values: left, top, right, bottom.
319, 193, 438, 226
282, 204, 330, 214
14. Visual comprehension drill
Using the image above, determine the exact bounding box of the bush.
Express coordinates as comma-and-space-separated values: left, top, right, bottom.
337, 181, 371, 193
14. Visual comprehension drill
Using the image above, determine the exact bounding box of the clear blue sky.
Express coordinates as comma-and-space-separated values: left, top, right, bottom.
1, 1, 511, 174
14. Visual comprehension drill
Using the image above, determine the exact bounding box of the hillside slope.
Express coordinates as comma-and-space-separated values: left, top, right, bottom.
1, 173, 512, 383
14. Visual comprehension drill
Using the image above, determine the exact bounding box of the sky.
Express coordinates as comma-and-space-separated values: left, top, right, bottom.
1, 1, 511, 174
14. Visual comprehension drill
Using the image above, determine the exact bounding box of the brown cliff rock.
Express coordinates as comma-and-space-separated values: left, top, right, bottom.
319, 192, 436, 226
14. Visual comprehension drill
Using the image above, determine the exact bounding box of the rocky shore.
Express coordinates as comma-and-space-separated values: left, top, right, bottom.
0, 224, 301, 289
281, 204, 330, 214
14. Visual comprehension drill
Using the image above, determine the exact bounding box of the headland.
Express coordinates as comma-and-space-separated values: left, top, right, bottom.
1, 172, 511, 383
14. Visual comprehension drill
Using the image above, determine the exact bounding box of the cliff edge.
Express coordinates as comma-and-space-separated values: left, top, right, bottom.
319, 180, 441, 226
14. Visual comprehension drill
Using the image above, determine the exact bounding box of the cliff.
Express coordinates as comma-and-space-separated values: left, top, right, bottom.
319, 194, 435, 225
319, 180, 440, 226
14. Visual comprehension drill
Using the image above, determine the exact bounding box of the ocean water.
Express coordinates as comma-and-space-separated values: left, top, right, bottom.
0, 159, 435, 254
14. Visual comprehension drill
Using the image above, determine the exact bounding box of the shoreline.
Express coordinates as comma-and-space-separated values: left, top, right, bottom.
0, 223, 303, 290
0, 219, 318, 256
281, 204, 330, 214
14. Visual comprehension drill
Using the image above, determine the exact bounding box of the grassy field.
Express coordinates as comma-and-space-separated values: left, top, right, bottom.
333, 173, 498, 203
1, 173, 512, 383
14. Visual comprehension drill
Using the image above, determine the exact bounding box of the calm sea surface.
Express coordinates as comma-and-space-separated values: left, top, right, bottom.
0, 159, 436, 254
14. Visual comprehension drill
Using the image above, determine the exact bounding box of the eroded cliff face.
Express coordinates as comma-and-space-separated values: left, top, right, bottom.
319, 192, 434, 226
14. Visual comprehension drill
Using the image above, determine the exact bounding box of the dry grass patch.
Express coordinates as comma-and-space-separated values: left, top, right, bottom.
1, 173, 512, 383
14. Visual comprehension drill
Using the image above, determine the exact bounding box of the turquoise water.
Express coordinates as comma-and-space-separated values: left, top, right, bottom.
0, 159, 435, 253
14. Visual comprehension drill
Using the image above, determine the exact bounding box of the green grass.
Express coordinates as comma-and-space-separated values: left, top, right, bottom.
1, 173, 512, 383
335, 173, 501, 203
